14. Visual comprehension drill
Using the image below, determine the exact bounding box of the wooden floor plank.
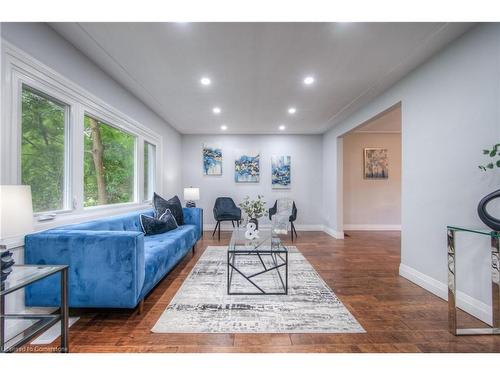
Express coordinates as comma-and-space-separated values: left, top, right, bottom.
19, 230, 500, 353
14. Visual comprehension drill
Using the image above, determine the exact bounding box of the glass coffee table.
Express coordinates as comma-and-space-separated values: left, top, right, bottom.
227, 228, 288, 295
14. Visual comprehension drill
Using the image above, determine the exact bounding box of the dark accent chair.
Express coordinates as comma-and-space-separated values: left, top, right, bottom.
269, 199, 298, 242
212, 197, 242, 240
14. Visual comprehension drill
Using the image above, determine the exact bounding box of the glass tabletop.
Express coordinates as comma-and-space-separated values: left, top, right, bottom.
447, 225, 500, 238
1, 265, 67, 296
229, 228, 287, 252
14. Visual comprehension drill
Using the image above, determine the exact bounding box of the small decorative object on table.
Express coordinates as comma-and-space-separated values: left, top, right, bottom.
245, 221, 259, 240
1, 250, 14, 286
239, 195, 267, 230
478, 144, 500, 230
183, 187, 200, 208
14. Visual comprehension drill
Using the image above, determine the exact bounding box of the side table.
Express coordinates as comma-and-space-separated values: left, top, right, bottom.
447, 225, 500, 335
0, 264, 69, 352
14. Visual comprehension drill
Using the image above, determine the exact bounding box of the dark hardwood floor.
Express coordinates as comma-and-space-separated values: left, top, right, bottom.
22, 230, 500, 353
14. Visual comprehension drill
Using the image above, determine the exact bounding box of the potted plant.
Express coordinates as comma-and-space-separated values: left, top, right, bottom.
478, 144, 500, 230
239, 195, 267, 230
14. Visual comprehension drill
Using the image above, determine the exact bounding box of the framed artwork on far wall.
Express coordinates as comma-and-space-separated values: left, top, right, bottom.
202, 144, 223, 176
364, 148, 388, 179
235, 151, 260, 183
271, 155, 291, 189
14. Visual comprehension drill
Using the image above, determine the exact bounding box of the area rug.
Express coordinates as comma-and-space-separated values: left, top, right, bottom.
151, 246, 364, 333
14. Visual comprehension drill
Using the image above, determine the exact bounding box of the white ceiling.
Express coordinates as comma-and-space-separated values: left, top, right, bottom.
49, 22, 474, 134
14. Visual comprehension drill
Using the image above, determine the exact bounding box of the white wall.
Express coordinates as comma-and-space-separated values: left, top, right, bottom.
182, 134, 323, 229
0, 23, 183, 331
343, 132, 401, 229
323, 24, 500, 323
0, 22, 182, 198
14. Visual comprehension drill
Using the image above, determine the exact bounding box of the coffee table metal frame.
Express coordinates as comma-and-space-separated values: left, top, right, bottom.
227, 230, 288, 295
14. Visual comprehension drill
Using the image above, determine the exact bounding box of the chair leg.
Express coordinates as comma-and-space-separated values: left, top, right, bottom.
212, 221, 219, 237
192, 244, 195, 255
292, 222, 298, 239
137, 299, 144, 315
218, 221, 221, 241
237, 220, 240, 228
232, 221, 235, 228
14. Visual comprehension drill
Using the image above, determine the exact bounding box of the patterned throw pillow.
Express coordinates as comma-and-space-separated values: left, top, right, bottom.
140, 209, 178, 236
153, 193, 184, 225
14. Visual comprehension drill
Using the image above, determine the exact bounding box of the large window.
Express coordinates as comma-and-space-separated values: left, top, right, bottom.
144, 141, 156, 201
83, 114, 136, 207
21, 86, 67, 213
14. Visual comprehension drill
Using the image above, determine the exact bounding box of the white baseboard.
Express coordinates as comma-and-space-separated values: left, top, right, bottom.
203, 223, 325, 232
323, 226, 344, 239
344, 224, 401, 231
399, 263, 492, 325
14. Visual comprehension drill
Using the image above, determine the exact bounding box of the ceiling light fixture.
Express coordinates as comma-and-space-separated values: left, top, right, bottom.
200, 77, 211, 86
213, 107, 221, 114
288, 107, 296, 114
220, 125, 227, 131
303, 76, 315, 85
279, 125, 286, 131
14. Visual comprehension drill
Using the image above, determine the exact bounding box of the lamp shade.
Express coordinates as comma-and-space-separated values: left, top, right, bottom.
0, 185, 34, 240
183, 187, 200, 201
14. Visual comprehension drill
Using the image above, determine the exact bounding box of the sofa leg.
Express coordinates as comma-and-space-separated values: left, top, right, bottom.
138, 299, 144, 315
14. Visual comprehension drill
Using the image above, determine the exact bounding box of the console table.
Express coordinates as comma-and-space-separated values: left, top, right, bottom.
447, 225, 500, 335
0, 264, 69, 352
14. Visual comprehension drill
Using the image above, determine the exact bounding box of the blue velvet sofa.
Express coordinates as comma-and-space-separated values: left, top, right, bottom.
24, 207, 202, 309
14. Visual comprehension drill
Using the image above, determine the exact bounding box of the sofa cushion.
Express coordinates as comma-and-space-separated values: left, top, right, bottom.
140, 224, 197, 298
58, 209, 154, 232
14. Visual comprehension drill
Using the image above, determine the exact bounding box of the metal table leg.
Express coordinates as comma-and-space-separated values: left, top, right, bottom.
492, 235, 500, 329
448, 229, 457, 335
60, 267, 69, 353
0, 294, 5, 353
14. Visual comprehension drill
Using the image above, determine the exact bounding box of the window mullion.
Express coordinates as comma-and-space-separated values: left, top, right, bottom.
137, 136, 145, 203
72, 104, 85, 213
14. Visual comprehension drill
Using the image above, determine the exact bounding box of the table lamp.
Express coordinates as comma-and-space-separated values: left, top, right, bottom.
0, 185, 34, 282
183, 187, 200, 208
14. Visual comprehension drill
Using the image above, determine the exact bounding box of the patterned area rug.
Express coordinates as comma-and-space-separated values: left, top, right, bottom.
152, 246, 364, 333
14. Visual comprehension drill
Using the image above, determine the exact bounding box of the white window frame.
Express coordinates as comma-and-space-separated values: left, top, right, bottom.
1, 40, 163, 230
82, 111, 139, 210
18, 83, 73, 214
143, 141, 157, 203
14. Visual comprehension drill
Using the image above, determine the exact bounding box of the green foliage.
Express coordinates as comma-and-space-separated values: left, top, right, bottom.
84, 116, 135, 207
239, 195, 267, 219
479, 144, 500, 171
21, 87, 65, 212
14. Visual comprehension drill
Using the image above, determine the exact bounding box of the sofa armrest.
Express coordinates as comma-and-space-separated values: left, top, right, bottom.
183, 207, 203, 239
24, 230, 145, 308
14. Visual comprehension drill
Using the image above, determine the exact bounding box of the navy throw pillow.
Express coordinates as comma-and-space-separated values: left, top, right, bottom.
153, 193, 184, 225
140, 209, 178, 236
158, 209, 179, 231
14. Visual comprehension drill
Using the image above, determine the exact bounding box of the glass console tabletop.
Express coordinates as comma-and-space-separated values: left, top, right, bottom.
1, 265, 67, 295
447, 225, 500, 237
228, 228, 287, 253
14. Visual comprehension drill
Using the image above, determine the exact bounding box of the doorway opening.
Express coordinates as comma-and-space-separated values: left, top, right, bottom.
340, 103, 402, 234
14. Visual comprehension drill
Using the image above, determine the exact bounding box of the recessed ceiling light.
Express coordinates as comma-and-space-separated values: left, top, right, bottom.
220, 125, 227, 131
288, 107, 296, 114
200, 77, 211, 86
213, 107, 221, 114
303, 76, 315, 85
279, 125, 286, 131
